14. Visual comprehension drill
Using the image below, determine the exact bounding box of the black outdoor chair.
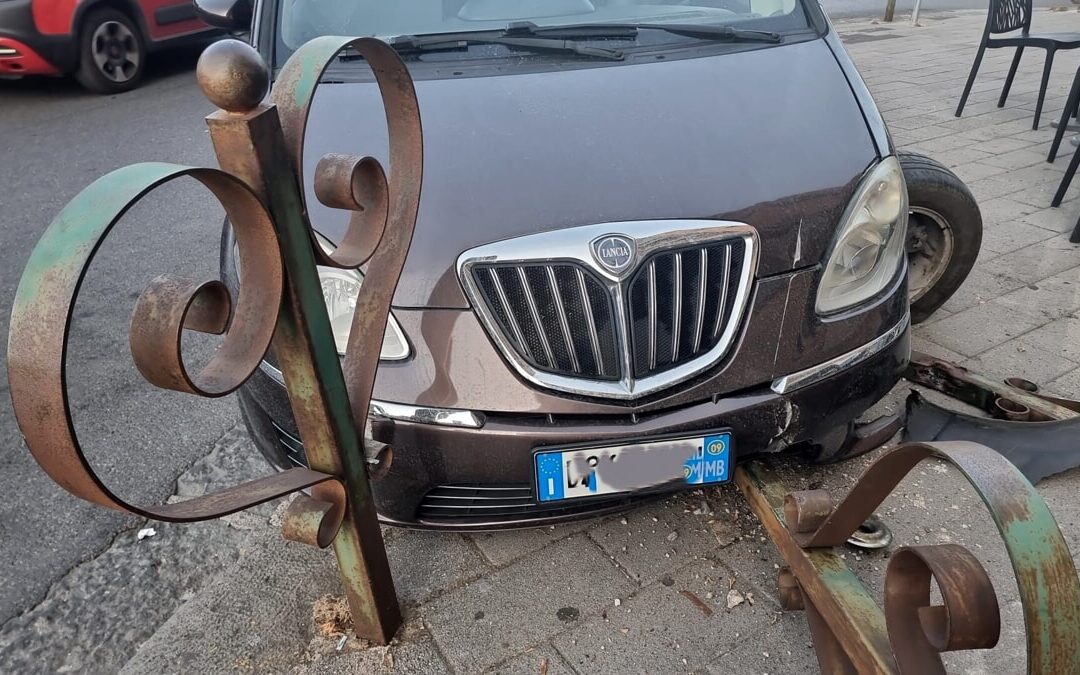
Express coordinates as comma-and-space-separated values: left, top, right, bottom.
1048, 126, 1080, 243
955, 0, 1080, 130
1047, 65, 1080, 163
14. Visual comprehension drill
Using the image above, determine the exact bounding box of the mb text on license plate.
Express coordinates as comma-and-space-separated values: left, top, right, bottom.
534, 431, 732, 503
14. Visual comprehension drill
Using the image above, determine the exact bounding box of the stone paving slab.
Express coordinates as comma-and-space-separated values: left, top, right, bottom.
586, 497, 720, 583
551, 556, 807, 674
6, 8, 1080, 675
467, 521, 596, 568
422, 535, 637, 672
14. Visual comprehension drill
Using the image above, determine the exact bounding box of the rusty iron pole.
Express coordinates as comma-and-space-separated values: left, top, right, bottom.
7, 37, 422, 645
907, 351, 1080, 421
736, 440, 1080, 674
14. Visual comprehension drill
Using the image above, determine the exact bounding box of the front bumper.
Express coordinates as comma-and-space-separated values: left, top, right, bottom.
239, 314, 909, 529
0, 1, 73, 76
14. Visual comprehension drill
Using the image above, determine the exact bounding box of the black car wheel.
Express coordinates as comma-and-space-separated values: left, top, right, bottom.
75, 8, 145, 94
900, 152, 983, 324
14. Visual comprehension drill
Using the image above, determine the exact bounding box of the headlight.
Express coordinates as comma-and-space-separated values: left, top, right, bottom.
233, 235, 410, 360
318, 262, 410, 360
816, 156, 908, 315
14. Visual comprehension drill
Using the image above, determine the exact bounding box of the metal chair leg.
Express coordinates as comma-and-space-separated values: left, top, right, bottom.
1052, 140, 1080, 207
1049, 69, 1080, 162
1034, 48, 1056, 130
956, 44, 987, 117
999, 46, 1025, 107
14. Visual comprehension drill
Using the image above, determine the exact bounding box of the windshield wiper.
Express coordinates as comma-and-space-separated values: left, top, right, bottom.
361, 20, 778, 64
378, 31, 625, 61
512, 21, 782, 44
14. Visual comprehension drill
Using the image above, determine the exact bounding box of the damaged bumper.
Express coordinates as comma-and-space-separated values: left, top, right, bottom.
239, 315, 909, 529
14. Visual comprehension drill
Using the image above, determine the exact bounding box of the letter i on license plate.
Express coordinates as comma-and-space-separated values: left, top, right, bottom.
534, 432, 732, 502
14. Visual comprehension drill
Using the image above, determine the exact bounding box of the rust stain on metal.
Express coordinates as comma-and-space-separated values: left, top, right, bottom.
783, 489, 833, 534
885, 545, 1000, 674
735, 463, 898, 673
5, 161, 343, 521
907, 351, 1078, 421
7, 36, 421, 645
744, 441, 1080, 674
281, 481, 347, 548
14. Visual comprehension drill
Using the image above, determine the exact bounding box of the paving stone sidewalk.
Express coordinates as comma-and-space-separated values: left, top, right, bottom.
6, 9, 1080, 674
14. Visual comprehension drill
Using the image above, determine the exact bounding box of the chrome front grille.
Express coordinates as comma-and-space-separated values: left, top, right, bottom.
459, 220, 758, 399
627, 240, 746, 378
472, 263, 620, 380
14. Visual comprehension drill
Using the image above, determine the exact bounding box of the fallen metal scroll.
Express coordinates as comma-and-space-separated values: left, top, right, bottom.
6, 36, 421, 644
737, 440, 1080, 674
905, 351, 1080, 484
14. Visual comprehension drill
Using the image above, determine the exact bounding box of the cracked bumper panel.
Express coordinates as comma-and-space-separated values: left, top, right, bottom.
370, 266, 908, 416
238, 322, 908, 529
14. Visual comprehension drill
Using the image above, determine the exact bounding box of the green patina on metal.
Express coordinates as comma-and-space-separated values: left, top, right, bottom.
15, 163, 191, 295
938, 446, 1080, 672
741, 442, 1080, 673
8, 37, 416, 644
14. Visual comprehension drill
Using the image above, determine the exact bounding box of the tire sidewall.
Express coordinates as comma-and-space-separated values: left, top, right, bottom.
75, 8, 146, 94
900, 153, 983, 324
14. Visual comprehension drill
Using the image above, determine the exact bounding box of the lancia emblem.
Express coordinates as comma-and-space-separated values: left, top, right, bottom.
591, 235, 636, 274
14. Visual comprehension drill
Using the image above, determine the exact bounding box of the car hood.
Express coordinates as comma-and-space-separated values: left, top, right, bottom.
300, 37, 878, 308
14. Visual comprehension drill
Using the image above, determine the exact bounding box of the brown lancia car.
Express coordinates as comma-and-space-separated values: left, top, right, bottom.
204, 0, 982, 527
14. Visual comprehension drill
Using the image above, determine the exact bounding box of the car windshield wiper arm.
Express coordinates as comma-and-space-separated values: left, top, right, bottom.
380, 32, 625, 61
520, 21, 782, 44
355, 20, 776, 64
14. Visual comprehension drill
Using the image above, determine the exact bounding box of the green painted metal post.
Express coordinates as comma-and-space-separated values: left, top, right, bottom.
7, 37, 420, 646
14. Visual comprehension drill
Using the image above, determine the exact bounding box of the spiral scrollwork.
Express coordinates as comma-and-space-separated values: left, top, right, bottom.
781, 441, 1080, 672
6, 162, 347, 531
885, 544, 1001, 674
272, 36, 422, 273
8, 32, 419, 642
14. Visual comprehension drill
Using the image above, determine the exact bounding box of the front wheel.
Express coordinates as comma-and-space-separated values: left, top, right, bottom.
900, 152, 983, 324
74, 8, 145, 94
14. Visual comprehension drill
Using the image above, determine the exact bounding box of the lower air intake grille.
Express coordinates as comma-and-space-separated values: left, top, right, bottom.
417, 484, 639, 522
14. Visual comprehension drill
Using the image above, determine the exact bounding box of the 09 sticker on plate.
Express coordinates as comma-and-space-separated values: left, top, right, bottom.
534, 432, 732, 503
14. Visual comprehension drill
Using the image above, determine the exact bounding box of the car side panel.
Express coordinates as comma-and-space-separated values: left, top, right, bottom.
31, 0, 79, 34
137, 0, 206, 41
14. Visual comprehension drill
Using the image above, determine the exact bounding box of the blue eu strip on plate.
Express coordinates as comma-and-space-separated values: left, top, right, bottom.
535, 432, 732, 503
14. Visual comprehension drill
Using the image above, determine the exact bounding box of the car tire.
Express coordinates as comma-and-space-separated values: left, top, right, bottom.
74, 8, 146, 94
900, 152, 983, 324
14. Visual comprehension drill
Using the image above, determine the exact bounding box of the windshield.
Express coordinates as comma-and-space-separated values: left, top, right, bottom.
276, 0, 813, 63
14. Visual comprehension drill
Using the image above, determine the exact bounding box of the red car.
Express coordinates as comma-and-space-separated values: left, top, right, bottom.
0, 0, 216, 93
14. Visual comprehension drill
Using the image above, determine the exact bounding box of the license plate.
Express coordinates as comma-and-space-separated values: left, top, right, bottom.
534, 432, 732, 502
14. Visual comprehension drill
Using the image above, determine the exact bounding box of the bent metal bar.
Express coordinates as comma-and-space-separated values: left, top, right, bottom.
6, 36, 419, 644
7, 35, 1080, 671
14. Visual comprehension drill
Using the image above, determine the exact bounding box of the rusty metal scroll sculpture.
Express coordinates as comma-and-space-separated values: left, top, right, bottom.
6, 37, 422, 644
738, 441, 1080, 674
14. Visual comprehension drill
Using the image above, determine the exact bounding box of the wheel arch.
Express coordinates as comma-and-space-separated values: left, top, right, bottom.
73, 0, 150, 51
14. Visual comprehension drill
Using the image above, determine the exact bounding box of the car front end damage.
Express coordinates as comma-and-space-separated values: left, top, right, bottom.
224, 23, 913, 528
240, 304, 908, 528
230, 154, 912, 527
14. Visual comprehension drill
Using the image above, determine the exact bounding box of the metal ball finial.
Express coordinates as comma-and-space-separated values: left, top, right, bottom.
196, 39, 270, 113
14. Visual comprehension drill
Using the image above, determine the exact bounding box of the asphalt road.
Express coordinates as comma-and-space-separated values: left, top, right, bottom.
0, 45, 238, 625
